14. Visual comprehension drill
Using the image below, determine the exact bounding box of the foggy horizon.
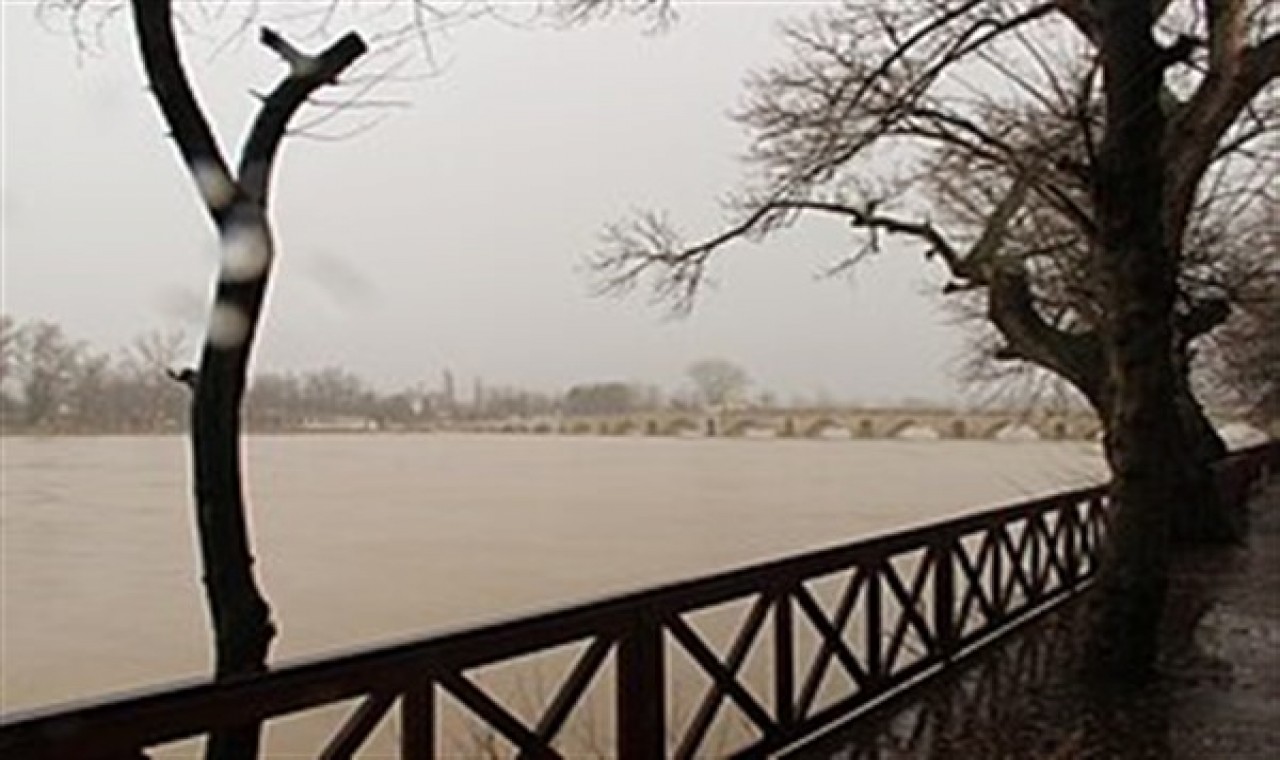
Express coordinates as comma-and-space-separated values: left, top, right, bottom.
1, 3, 969, 405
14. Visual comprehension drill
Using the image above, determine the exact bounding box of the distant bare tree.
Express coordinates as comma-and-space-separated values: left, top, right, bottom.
0, 315, 19, 418
122, 328, 190, 430
300, 366, 371, 416
591, 0, 1280, 679
564, 382, 639, 415
10, 320, 83, 428
0, 315, 17, 381
686, 358, 750, 409
66, 349, 118, 429
1207, 300, 1280, 425
1199, 223, 1280, 425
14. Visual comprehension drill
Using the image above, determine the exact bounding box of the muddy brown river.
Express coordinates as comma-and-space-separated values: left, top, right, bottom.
0, 433, 1107, 753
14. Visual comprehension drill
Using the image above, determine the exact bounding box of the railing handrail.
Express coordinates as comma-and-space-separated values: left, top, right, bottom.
2, 439, 1274, 758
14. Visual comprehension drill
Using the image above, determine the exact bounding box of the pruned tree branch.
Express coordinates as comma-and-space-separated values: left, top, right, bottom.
238, 28, 367, 204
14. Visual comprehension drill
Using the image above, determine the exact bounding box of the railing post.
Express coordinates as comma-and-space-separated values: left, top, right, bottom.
1064, 502, 1080, 586
1086, 493, 1108, 570
774, 584, 795, 728
932, 537, 956, 660
1029, 512, 1042, 600
865, 561, 883, 687
401, 684, 434, 760
617, 609, 665, 760
991, 525, 1005, 613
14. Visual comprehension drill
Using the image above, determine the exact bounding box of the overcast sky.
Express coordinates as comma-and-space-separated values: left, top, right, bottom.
1, 2, 969, 403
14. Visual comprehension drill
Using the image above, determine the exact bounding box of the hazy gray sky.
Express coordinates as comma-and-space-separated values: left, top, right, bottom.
1, 2, 967, 403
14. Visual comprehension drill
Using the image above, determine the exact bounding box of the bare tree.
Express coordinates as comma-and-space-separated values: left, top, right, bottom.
686, 358, 750, 409
119, 328, 191, 430
1199, 222, 1280, 426
1206, 300, 1280, 425
42, 1, 368, 754
591, 0, 1279, 679
0, 315, 17, 382
0, 316, 20, 419
9, 320, 84, 428
37, 2, 670, 754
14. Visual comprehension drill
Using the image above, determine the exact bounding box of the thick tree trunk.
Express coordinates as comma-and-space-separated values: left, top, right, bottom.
986, 270, 1236, 548
1084, 0, 1196, 681
1087, 390, 1190, 680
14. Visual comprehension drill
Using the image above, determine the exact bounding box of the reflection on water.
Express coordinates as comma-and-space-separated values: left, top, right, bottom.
0, 434, 1106, 714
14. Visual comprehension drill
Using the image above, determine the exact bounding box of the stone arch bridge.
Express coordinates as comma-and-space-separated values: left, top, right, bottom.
462, 407, 1105, 441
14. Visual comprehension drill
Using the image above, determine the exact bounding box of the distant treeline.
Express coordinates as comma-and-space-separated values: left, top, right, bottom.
0, 316, 807, 435
1, 317, 191, 434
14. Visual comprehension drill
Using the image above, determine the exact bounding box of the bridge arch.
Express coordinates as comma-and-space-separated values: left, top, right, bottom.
724, 418, 777, 437
803, 418, 847, 438
664, 417, 702, 437
983, 421, 1042, 441
883, 419, 914, 438
885, 419, 942, 439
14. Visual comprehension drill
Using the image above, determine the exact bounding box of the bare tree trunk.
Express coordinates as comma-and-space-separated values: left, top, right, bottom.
128, 3, 366, 756
189, 209, 279, 760
986, 268, 1236, 548
1084, 0, 1193, 681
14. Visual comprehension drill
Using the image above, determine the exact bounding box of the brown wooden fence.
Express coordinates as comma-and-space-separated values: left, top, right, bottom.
2, 442, 1275, 759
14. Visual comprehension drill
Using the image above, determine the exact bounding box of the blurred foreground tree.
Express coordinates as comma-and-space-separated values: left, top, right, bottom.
43, 1, 368, 755
592, 0, 1279, 680
132, 3, 365, 754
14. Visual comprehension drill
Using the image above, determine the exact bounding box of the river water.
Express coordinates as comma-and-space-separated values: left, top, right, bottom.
0, 433, 1107, 741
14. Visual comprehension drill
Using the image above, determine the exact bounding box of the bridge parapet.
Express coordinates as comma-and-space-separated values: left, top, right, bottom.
527, 408, 1103, 441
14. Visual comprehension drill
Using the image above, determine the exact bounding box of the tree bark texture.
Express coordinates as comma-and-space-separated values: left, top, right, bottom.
987, 295, 1235, 547
129, 3, 365, 756
1083, 0, 1197, 681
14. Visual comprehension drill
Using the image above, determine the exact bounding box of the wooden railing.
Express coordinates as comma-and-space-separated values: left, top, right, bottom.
2, 442, 1275, 759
